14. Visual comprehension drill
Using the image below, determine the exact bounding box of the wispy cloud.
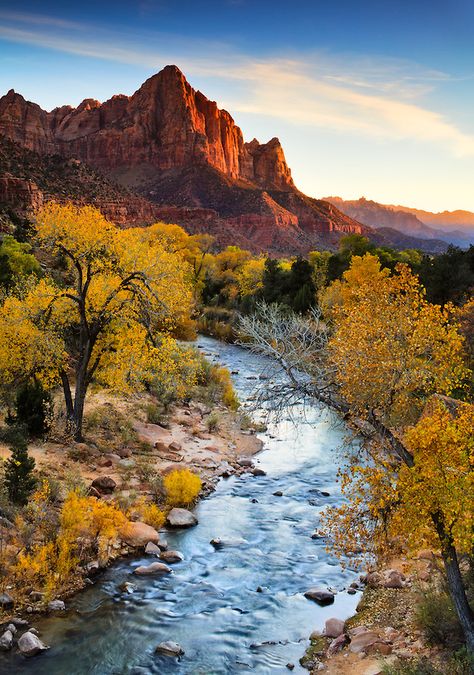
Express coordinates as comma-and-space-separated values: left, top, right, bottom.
1, 10, 473, 156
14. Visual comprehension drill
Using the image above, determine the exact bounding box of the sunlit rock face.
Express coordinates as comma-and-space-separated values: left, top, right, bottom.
0, 65, 369, 253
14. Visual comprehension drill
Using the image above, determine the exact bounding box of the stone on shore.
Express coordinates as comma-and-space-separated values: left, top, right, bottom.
304, 589, 335, 606
324, 617, 345, 638
166, 508, 198, 528
0, 592, 14, 609
91, 476, 116, 494
155, 641, 185, 657
121, 521, 160, 547
48, 599, 65, 611
0, 630, 14, 651
349, 630, 380, 653
18, 631, 49, 657
133, 562, 171, 576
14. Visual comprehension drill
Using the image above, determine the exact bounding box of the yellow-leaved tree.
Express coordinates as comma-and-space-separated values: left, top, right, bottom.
241, 254, 474, 651
0, 202, 194, 441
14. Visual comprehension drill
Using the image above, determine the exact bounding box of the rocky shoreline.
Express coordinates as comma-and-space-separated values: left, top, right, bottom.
0, 391, 266, 657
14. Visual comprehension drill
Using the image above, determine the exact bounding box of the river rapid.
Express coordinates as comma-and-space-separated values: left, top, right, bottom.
2, 336, 360, 674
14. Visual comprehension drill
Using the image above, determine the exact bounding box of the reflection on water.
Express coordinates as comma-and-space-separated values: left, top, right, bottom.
2, 336, 360, 674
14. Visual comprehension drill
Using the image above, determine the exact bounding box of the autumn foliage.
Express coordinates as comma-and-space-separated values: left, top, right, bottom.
164, 469, 202, 507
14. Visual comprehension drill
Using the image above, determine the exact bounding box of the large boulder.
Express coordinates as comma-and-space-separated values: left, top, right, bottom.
349, 630, 380, 654
166, 508, 198, 528
133, 562, 171, 576
91, 476, 116, 494
304, 589, 335, 606
18, 631, 49, 657
121, 521, 160, 547
155, 641, 184, 656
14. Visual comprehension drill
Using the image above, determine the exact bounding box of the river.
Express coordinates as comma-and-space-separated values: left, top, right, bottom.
2, 336, 360, 674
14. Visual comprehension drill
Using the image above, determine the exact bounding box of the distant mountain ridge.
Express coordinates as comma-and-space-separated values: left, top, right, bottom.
325, 196, 474, 247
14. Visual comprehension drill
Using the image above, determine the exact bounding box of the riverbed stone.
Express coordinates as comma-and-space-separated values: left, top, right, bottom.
0, 630, 13, 651
160, 550, 184, 563
304, 589, 335, 606
48, 599, 65, 611
324, 617, 345, 638
18, 631, 49, 657
119, 581, 136, 594
121, 521, 160, 547
166, 508, 198, 528
144, 541, 161, 556
252, 467, 266, 476
155, 640, 184, 656
133, 562, 171, 576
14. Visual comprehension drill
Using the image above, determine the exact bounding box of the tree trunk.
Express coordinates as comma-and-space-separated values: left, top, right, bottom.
60, 370, 75, 432
73, 373, 87, 442
433, 514, 474, 653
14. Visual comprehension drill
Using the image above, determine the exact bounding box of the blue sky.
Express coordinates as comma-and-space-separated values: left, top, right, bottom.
1, 1, 474, 211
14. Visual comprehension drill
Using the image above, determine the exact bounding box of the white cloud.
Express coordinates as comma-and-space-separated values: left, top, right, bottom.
1, 10, 474, 156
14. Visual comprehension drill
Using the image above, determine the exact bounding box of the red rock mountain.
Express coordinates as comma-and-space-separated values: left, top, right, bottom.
0, 65, 368, 252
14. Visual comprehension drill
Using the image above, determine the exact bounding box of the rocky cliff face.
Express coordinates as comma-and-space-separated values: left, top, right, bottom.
0, 65, 370, 253
0, 66, 294, 191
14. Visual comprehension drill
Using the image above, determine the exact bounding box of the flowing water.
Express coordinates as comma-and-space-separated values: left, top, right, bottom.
2, 336, 361, 674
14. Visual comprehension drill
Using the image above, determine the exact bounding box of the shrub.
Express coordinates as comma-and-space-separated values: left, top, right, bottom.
12, 381, 53, 437
206, 412, 221, 432
416, 587, 464, 647
4, 433, 36, 505
140, 502, 165, 530
382, 650, 474, 675
164, 469, 202, 507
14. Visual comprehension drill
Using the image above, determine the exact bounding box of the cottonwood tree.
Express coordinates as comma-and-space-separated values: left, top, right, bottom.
0, 202, 193, 441
240, 254, 474, 651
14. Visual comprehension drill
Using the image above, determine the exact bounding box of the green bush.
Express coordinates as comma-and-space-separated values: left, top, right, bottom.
382, 650, 474, 675
4, 432, 36, 505
11, 381, 53, 437
416, 587, 464, 647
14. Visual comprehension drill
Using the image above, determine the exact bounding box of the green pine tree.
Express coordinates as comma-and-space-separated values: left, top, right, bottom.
4, 434, 36, 505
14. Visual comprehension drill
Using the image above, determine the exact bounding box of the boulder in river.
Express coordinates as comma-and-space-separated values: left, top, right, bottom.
48, 599, 66, 611
121, 521, 160, 547
304, 588, 335, 606
119, 581, 136, 594
144, 541, 161, 556
155, 640, 184, 657
160, 550, 184, 563
166, 508, 198, 528
18, 631, 49, 657
210, 537, 247, 549
252, 468, 266, 476
133, 562, 171, 576
0, 629, 13, 651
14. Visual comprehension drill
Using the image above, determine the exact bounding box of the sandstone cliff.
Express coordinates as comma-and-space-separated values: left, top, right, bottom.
0, 65, 370, 253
